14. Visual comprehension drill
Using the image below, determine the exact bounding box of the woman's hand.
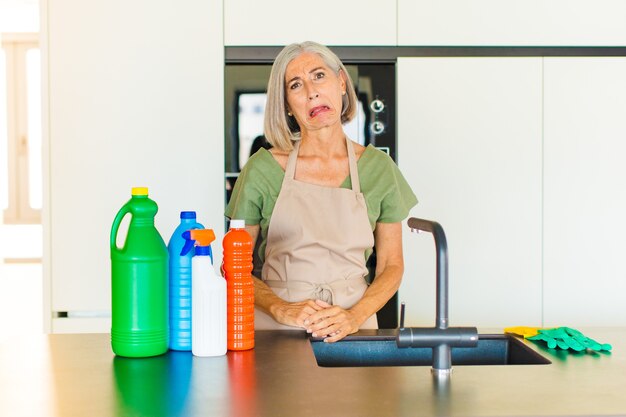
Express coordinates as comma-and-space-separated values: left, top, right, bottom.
272, 299, 324, 328
304, 300, 363, 343
303, 222, 404, 343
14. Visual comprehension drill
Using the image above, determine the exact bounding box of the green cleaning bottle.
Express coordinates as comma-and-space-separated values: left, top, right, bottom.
110, 187, 169, 357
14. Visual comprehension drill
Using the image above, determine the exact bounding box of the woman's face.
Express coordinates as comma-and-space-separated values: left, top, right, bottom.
284, 52, 346, 135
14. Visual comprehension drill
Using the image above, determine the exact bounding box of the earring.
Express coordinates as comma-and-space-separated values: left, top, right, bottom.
287, 112, 292, 116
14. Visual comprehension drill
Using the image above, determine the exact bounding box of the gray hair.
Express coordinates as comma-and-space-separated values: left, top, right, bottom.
263, 41, 358, 151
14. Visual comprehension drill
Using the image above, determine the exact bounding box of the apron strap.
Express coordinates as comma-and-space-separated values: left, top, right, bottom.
345, 138, 361, 194
283, 138, 361, 193
283, 140, 301, 183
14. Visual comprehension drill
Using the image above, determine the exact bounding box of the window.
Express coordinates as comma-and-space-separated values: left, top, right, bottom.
1, 33, 40, 224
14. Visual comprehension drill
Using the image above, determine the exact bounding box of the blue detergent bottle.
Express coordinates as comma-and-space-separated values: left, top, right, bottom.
167, 211, 204, 351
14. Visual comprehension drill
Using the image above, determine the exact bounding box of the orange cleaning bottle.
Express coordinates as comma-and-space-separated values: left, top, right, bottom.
222, 219, 254, 350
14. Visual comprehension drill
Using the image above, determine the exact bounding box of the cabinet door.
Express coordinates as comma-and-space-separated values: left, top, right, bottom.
398, 0, 626, 46
45, 0, 225, 332
397, 57, 542, 327
224, 0, 396, 46
543, 58, 626, 326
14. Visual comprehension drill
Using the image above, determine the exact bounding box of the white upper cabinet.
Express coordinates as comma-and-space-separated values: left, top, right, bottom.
398, 0, 626, 46
224, 0, 396, 46
397, 57, 543, 327
543, 58, 626, 326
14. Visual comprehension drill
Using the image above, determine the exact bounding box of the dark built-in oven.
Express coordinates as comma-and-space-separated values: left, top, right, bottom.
224, 47, 398, 327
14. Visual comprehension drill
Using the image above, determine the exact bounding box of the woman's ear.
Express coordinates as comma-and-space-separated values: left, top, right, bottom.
338, 69, 347, 93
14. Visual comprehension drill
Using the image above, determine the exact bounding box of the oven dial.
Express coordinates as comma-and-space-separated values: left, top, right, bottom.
370, 99, 385, 113
370, 121, 385, 135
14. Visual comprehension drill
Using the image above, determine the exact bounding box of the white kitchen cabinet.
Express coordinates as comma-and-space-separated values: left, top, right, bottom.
398, 0, 626, 46
43, 0, 225, 332
543, 58, 626, 326
397, 57, 543, 327
224, 0, 396, 46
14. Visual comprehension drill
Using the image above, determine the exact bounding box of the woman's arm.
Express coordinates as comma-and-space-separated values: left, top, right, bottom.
245, 225, 322, 328
305, 222, 404, 342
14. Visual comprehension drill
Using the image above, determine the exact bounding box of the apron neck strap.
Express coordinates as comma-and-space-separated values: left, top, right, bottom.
345, 138, 360, 193
285, 138, 361, 193
284, 140, 300, 180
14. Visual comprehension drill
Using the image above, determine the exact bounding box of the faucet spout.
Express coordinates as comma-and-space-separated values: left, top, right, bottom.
398, 218, 478, 375
407, 218, 449, 330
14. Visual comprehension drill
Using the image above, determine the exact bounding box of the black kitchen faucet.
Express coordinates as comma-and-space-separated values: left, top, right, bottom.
397, 218, 479, 377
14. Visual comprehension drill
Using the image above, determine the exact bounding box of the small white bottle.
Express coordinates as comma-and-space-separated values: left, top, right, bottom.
188, 229, 227, 357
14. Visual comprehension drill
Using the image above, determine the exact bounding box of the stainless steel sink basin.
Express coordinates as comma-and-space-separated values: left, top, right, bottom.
310, 333, 551, 367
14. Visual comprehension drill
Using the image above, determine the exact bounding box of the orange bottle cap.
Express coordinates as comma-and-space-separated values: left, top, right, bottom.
190, 229, 216, 246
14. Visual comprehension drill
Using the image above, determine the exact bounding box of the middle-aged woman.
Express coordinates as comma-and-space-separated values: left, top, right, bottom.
225, 41, 417, 342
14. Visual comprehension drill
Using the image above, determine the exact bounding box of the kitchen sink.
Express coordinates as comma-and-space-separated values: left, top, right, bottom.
310, 333, 551, 367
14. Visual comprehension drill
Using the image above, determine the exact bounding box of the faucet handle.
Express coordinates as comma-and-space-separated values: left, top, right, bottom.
400, 302, 406, 329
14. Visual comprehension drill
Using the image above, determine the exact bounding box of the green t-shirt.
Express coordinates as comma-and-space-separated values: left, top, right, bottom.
225, 144, 418, 265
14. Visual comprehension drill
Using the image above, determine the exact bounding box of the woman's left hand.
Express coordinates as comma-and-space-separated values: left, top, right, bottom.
304, 300, 363, 343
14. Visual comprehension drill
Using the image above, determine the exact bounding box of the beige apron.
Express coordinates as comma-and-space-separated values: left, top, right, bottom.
256, 137, 378, 330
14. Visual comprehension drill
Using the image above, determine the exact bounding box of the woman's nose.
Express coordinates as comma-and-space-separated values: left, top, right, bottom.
305, 83, 319, 100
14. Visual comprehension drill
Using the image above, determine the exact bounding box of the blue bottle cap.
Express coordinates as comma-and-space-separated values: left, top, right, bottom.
180, 211, 196, 219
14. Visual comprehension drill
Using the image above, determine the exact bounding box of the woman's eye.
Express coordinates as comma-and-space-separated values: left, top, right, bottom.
314, 72, 325, 79
289, 81, 301, 90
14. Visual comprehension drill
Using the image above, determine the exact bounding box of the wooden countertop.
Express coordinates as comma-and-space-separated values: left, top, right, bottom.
1, 328, 625, 417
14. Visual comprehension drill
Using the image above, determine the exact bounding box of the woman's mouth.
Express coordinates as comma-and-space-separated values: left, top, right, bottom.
309, 105, 330, 118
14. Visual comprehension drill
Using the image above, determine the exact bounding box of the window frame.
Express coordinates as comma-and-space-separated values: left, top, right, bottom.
1, 32, 40, 224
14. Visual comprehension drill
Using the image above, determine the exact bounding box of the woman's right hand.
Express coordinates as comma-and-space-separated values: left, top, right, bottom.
271, 300, 324, 328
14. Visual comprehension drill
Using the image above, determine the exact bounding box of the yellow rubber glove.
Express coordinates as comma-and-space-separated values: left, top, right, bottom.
504, 326, 543, 338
